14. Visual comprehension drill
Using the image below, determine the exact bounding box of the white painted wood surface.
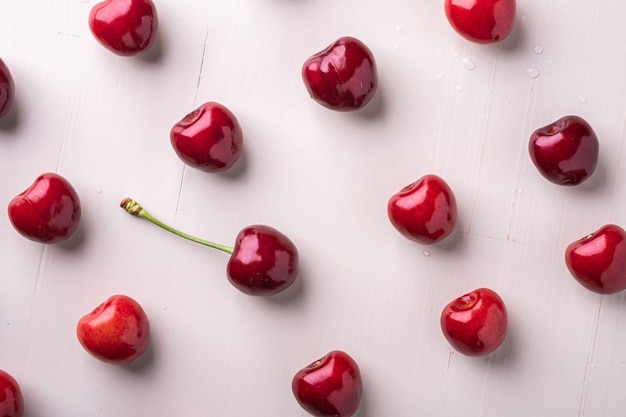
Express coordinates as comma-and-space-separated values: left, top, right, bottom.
1, 1, 625, 416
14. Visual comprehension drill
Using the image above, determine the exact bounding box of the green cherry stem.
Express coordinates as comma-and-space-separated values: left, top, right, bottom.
120, 198, 234, 254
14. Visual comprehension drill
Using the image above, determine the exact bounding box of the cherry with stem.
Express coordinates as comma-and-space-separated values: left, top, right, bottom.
120, 198, 299, 296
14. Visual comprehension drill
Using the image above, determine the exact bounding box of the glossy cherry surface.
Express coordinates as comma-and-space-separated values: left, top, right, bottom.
292, 350, 362, 417
77, 294, 150, 364
387, 174, 457, 245
227, 225, 299, 296
444, 0, 516, 44
529, 115, 599, 186
440, 288, 508, 356
0, 370, 24, 417
121, 199, 299, 296
88, 0, 158, 56
565, 224, 626, 295
170, 102, 243, 173
302, 36, 378, 111
0, 58, 15, 118
8, 173, 81, 244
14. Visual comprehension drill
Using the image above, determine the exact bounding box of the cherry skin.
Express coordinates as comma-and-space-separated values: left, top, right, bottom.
302, 36, 378, 111
227, 225, 299, 296
292, 350, 362, 417
120, 198, 299, 296
0, 58, 15, 118
440, 288, 508, 356
444, 0, 516, 44
88, 0, 158, 56
77, 294, 150, 364
8, 173, 81, 244
387, 174, 457, 245
529, 115, 599, 186
170, 102, 243, 173
565, 224, 626, 295
0, 370, 24, 417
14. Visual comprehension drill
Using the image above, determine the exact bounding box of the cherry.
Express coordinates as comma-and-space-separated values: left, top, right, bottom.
302, 36, 378, 111
440, 288, 508, 356
387, 174, 457, 245
0, 58, 15, 118
8, 173, 81, 244
292, 350, 362, 417
88, 0, 158, 56
120, 198, 298, 296
170, 102, 243, 173
0, 370, 24, 417
528, 115, 599, 186
565, 224, 626, 295
77, 294, 150, 364
444, 0, 516, 44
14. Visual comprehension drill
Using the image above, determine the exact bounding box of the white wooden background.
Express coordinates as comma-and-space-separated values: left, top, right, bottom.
1, 1, 625, 416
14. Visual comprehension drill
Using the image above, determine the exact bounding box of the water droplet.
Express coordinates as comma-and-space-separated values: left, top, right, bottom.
435, 72, 445, 81
423, 250, 431, 257
452, 52, 460, 58
395, 25, 403, 34
533, 43, 544, 54
590, 363, 596, 369
455, 85, 464, 93
95, 187, 102, 194
517, 188, 524, 195
525, 66, 540, 79
578, 96, 587, 104
462, 57, 476, 71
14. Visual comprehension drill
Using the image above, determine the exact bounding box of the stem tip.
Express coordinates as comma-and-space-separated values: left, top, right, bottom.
120, 198, 143, 215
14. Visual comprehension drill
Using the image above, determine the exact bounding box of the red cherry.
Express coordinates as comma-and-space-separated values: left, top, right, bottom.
444, 0, 516, 44
0, 370, 24, 417
8, 173, 81, 244
292, 350, 362, 417
227, 225, 299, 296
88, 0, 158, 56
77, 294, 150, 364
0, 58, 15, 118
387, 174, 457, 245
440, 288, 508, 356
565, 224, 626, 295
170, 102, 243, 173
302, 36, 378, 111
528, 115, 599, 186
120, 198, 299, 296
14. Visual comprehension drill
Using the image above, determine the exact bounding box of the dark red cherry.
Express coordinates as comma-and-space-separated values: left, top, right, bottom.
444, 0, 516, 44
227, 225, 299, 296
170, 102, 243, 173
440, 288, 508, 356
387, 174, 457, 245
0, 370, 24, 417
8, 173, 81, 244
292, 350, 362, 417
529, 115, 599, 186
88, 0, 158, 56
0, 58, 15, 118
121, 199, 299, 296
302, 36, 378, 111
565, 224, 626, 295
